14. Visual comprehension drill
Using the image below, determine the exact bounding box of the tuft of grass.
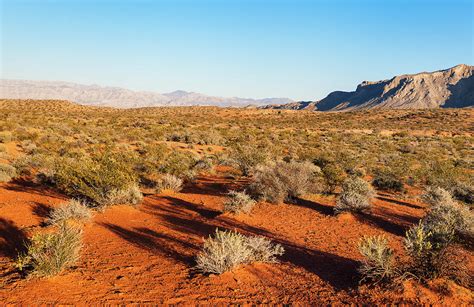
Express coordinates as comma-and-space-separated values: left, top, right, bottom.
157, 174, 183, 192
16, 223, 83, 277
47, 199, 92, 225
0, 163, 16, 182
195, 229, 284, 274
223, 190, 256, 214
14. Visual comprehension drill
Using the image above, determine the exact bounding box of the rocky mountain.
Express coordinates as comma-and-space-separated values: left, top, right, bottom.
0, 80, 293, 108
263, 64, 473, 111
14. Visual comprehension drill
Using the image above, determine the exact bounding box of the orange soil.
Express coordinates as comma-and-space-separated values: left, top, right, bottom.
0, 170, 472, 304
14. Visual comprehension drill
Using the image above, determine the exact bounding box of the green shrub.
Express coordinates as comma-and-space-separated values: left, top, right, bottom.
224, 190, 256, 214
47, 199, 92, 225
321, 163, 346, 193
372, 170, 404, 192
0, 131, 12, 143
358, 235, 396, 283
230, 144, 269, 176
16, 224, 83, 277
335, 177, 374, 214
195, 229, 284, 274
53, 153, 142, 206
159, 151, 198, 179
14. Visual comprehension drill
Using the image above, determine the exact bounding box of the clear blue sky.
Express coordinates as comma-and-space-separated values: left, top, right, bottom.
1, 0, 472, 101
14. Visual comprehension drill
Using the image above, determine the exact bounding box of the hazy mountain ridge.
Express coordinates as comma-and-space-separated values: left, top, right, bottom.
0, 79, 293, 108
263, 64, 474, 111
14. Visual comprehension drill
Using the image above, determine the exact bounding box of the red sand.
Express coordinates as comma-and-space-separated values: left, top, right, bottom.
0, 171, 472, 304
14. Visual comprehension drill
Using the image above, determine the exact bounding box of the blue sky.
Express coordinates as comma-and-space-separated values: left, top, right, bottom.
1, 0, 472, 100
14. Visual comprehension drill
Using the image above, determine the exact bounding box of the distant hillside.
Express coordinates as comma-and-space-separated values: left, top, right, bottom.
263, 64, 473, 111
0, 80, 293, 108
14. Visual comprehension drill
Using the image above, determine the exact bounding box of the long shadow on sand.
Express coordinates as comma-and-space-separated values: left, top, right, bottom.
0, 218, 28, 259
103, 196, 360, 290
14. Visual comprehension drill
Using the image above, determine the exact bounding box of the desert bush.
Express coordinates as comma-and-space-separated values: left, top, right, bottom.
0, 163, 16, 182
224, 190, 256, 214
321, 163, 346, 193
372, 170, 404, 192
404, 195, 473, 282
249, 160, 320, 204
53, 154, 142, 206
0, 131, 12, 143
103, 183, 143, 206
159, 151, 198, 179
47, 199, 92, 225
422, 194, 473, 244
195, 229, 284, 274
16, 223, 83, 277
157, 174, 183, 192
358, 235, 396, 283
422, 186, 453, 206
449, 181, 474, 205
335, 177, 374, 214
230, 144, 269, 176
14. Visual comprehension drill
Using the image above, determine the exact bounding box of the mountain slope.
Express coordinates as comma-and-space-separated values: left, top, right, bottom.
0, 80, 293, 108
264, 64, 473, 111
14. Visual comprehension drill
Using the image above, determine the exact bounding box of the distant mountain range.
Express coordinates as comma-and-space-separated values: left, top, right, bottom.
262, 64, 473, 111
1, 64, 473, 110
0, 80, 293, 108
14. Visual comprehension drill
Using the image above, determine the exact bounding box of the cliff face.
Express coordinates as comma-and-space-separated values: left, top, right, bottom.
264, 64, 473, 111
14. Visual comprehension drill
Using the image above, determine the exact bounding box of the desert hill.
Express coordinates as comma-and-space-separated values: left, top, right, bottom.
263, 64, 474, 111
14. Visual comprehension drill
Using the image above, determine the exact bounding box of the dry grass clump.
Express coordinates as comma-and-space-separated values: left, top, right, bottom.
47, 199, 92, 225
16, 223, 83, 277
0, 163, 16, 182
195, 229, 284, 274
249, 160, 320, 204
157, 174, 183, 192
335, 177, 374, 214
223, 190, 256, 214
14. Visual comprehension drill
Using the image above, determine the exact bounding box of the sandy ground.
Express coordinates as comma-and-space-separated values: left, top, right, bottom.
0, 169, 472, 304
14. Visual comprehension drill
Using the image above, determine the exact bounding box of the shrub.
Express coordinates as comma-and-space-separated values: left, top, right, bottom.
16, 224, 83, 277
422, 192, 473, 244
249, 160, 320, 204
372, 171, 404, 192
358, 235, 396, 283
195, 229, 284, 274
53, 154, 142, 207
224, 190, 256, 214
159, 151, 198, 178
230, 144, 269, 176
449, 181, 474, 205
0, 131, 12, 143
0, 163, 17, 182
321, 163, 346, 193
422, 186, 453, 206
47, 200, 92, 225
335, 177, 374, 214
103, 183, 143, 206
157, 174, 183, 192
